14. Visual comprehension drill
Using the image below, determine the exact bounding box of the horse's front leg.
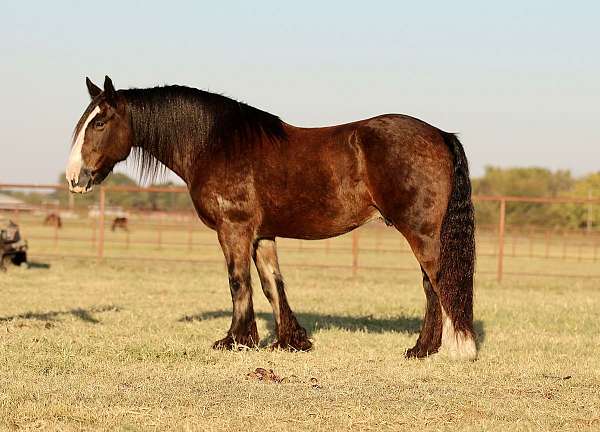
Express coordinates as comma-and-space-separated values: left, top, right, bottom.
253, 238, 312, 351
212, 223, 259, 350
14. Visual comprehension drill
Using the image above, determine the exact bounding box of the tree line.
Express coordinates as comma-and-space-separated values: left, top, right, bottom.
472, 167, 599, 229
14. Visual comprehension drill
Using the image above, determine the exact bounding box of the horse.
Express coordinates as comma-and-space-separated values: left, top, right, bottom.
66, 76, 476, 360
44, 213, 62, 228
111, 217, 129, 232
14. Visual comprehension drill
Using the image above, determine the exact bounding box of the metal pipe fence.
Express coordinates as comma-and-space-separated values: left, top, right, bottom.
1, 183, 599, 281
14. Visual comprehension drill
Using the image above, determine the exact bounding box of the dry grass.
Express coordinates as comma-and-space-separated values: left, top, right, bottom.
1, 255, 600, 431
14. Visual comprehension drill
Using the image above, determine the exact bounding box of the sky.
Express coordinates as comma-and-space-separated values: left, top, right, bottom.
1, 1, 599, 185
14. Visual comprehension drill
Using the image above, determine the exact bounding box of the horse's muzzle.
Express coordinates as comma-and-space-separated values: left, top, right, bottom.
68, 168, 93, 194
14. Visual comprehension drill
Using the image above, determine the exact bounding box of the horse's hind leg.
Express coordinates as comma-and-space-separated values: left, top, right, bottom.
404, 231, 476, 360
212, 223, 259, 349
253, 238, 312, 351
406, 267, 443, 358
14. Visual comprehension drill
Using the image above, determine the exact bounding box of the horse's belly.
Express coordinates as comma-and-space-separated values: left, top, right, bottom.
262, 203, 381, 240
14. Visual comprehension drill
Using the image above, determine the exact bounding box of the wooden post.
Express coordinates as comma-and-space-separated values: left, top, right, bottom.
352, 229, 359, 277
545, 230, 550, 258
497, 199, 506, 283
97, 186, 105, 259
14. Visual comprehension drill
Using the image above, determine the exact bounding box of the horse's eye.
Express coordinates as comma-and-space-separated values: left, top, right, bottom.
94, 120, 105, 129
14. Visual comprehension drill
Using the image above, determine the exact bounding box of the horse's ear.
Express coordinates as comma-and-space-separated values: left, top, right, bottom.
86, 77, 101, 99
103, 75, 117, 106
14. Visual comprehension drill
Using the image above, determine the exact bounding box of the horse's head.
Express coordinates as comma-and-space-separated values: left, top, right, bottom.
66, 76, 132, 193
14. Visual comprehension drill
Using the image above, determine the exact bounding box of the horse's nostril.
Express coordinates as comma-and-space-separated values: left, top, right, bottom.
70, 179, 76, 188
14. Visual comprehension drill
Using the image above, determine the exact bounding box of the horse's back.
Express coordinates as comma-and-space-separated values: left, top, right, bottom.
253, 114, 454, 239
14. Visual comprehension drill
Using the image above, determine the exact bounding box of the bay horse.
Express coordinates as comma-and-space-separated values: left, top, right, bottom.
44, 213, 62, 228
111, 217, 129, 232
66, 76, 476, 360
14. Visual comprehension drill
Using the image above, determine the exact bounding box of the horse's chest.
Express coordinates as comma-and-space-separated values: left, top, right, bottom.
191, 179, 259, 228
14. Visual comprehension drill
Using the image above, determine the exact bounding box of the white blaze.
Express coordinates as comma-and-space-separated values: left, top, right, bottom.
66, 106, 100, 190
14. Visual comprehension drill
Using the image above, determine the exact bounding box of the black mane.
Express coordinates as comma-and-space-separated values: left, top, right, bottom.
121, 86, 287, 181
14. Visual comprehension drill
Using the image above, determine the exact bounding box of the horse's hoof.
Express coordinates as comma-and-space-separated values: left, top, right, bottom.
405, 345, 437, 359
212, 336, 235, 350
271, 331, 313, 352
212, 334, 259, 350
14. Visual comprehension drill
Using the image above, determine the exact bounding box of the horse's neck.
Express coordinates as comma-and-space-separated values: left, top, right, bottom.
164, 143, 195, 183
136, 147, 184, 184
127, 95, 213, 185
135, 134, 205, 185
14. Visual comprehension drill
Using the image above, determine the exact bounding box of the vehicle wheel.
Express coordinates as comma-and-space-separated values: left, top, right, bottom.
12, 252, 27, 266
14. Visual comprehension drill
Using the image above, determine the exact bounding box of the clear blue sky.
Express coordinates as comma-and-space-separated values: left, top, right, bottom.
1, 1, 598, 184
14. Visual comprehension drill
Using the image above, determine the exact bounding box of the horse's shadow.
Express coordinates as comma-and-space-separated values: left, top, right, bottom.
27, 261, 51, 269
0, 305, 121, 324
180, 310, 486, 346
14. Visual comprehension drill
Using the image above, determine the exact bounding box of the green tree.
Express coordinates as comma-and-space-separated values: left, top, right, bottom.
472, 166, 574, 228
561, 172, 600, 229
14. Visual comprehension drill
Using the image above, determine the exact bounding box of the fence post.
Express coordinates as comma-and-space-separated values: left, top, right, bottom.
352, 229, 359, 277
97, 186, 105, 260
497, 199, 506, 283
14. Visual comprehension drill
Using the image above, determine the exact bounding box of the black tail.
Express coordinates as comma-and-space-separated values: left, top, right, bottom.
438, 132, 475, 334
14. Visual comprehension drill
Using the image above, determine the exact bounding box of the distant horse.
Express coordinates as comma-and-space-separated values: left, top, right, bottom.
111, 217, 129, 232
44, 213, 62, 228
66, 76, 476, 360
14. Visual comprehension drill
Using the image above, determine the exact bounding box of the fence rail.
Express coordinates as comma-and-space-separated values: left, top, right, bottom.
1, 183, 598, 281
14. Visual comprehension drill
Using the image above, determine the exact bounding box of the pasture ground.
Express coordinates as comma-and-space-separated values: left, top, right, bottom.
1, 255, 599, 431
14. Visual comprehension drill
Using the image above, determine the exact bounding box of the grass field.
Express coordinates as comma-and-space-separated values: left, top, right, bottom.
1, 250, 600, 431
